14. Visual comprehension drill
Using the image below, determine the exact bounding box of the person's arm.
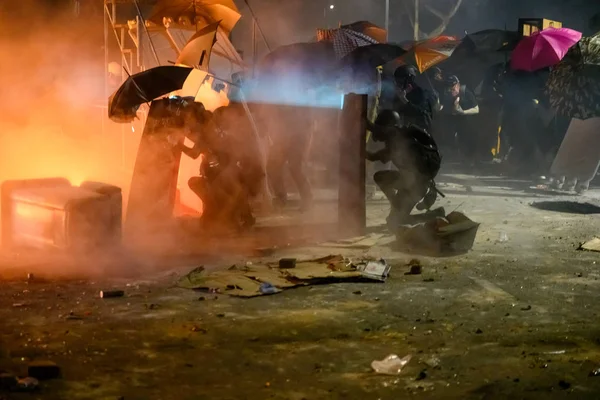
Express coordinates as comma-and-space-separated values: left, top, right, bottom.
454, 90, 480, 115
180, 142, 203, 159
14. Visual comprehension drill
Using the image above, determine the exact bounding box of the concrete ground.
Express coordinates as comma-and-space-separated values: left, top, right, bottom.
3, 172, 600, 399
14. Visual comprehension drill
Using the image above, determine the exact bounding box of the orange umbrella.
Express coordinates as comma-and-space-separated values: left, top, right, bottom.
390, 35, 460, 73
149, 0, 241, 36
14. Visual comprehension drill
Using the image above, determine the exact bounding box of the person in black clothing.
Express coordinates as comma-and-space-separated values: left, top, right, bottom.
392, 65, 436, 132
439, 75, 480, 164
174, 103, 257, 231
367, 110, 442, 228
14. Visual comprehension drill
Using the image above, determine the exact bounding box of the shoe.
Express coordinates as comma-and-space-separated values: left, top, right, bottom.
416, 186, 438, 211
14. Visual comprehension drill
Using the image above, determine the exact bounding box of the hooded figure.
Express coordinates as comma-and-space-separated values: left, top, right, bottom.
366, 110, 442, 228
392, 65, 436, 132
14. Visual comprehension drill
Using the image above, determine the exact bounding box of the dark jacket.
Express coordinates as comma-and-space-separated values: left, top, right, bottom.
392, 86, 435, 132
367, 123, 441, 179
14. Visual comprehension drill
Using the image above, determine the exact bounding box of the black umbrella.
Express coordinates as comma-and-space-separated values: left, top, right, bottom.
439, 30, 518, 88
339, 43, 407, 71
108, 66, 193, 123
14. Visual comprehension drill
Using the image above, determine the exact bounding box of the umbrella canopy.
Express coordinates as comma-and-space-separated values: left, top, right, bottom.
176, 21, 219, 69
460, 29, 519, 53
332, 28, 380, 60
339, 43, 407, 71
388, 35, 460, 73
108, 66, 193, 123
511, 28, 582, 72
546, 35, 600, 120
438, 30, 517, 89
340, 21, 387, 43
149, 0, 240, 36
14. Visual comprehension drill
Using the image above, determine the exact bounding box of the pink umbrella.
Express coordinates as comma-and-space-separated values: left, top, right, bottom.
511, 28, 582, 72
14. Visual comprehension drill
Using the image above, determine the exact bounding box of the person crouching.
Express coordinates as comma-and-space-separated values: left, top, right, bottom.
367, 110, 442, 228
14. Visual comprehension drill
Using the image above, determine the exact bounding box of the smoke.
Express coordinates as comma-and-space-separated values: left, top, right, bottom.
0, 3, 134, 190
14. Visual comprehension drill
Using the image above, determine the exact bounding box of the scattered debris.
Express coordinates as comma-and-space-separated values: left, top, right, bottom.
579, 237, 600, 252
558, 380, 571, 390
178, 255, 388, 297
406, 259, 423, 275
356, 259, 391, 281
423, 356, 441, 369
259, 282, 279, 295
65, 313, 83, 320
589, 367, 600, 377
15, 377, 39, 392
99, 290, 124, 299
416, 369, 428, 380
278, 258, 296, 269
27, 361, 61, 380
395, 212, 480, 255
190, 325, 207, 334
371, 354, 412, 375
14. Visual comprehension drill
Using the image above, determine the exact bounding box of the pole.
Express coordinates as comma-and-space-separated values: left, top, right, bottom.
385, 0, 389, 41
252, 20, 257, 76
103, 0, 109, 102
132, 0, 160, 66
243, 0, 272, 52
414, 0, 420, 40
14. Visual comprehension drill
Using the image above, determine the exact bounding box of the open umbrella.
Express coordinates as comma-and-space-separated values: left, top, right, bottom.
438, 30, 517, 89
108, 66, 193, 123
176, 21, 219, 69
149, 0, 240, 35
340, 43, 407, 70
546, 35, 600, 120
341, 21, 387, 43
511, 28, 582, 72
389, 35, 460, 73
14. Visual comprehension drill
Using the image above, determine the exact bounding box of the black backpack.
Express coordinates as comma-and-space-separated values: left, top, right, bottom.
404, 124, 442, 178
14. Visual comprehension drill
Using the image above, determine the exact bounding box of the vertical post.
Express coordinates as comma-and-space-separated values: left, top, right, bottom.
338, 94, 367, 238
103, 0, 109, 103
251, 20, 257, 77
385, 0, 389, 41
414, 0, 420, 40
136, 15, 144, 71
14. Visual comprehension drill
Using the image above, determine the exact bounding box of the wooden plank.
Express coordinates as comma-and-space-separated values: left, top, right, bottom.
338, 94, 367, 238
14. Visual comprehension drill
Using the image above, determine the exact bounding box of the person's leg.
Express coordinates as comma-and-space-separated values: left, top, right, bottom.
266, 141, 288, 207
287, 133, 314, 210
373, 170, 401, 209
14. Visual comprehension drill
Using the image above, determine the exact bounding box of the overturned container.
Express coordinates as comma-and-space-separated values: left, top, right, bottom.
1, 178, 122, 252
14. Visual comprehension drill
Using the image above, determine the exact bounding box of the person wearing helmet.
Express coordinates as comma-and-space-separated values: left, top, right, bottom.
366, 109, 442, 228
392, 65, 436, 132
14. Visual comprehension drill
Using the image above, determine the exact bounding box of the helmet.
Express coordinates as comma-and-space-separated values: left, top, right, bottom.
394, 65, 418, 86
374, 110, 401, 127
427, 67, 443, 80
445, 75, 460, 87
